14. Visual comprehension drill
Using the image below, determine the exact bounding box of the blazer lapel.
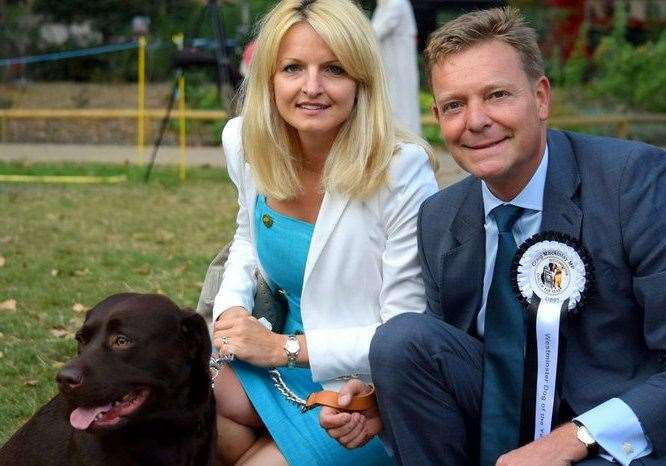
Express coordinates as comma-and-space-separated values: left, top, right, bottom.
302, 191, 350, 288
541, 130, 582, 240
442, 180, 486, 333
244, 163, 258, 244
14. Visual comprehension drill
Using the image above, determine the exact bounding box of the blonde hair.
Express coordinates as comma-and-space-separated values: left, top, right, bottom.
424, 7, 544, 90
239, 0, 434, 200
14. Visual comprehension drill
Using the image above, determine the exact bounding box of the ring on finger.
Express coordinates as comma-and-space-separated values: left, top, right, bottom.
222, 336, 230, 345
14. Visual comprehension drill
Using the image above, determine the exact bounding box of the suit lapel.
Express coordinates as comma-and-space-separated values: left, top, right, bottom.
442, 180, 487, 333
302, 191, 350, 288
451, 180, 486, 246
541, 130, 582, 240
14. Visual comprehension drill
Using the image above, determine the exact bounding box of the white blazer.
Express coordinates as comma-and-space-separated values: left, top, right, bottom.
213, 117, 438, 389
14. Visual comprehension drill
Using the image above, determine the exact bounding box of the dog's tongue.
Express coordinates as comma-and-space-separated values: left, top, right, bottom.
70, 404, 113, 430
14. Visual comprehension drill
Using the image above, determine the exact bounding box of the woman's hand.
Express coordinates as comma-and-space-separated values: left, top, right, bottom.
213, 307, 285, 367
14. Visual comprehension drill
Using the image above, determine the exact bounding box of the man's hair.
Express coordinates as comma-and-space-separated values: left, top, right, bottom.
238, 0, 433, 200
424, 7, 544, 89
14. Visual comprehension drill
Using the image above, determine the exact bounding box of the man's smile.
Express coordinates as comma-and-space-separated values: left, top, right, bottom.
462, 136, 511, 150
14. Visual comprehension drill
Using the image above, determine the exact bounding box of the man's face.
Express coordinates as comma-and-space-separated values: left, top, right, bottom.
431, 39, 551, 200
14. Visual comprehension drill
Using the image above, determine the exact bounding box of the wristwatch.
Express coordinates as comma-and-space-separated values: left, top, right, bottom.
573, 420, 599, 457
284, 335, 300, 368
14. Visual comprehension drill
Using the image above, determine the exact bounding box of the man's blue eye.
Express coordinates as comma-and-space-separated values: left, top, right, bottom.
490, 90, 509, 99
442, 102, 463, 113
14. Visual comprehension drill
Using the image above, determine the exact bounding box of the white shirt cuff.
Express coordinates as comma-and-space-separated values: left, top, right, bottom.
575, 398, 652, 465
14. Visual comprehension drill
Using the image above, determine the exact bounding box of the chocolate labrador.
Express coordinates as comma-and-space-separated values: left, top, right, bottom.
0, 293, 215, 466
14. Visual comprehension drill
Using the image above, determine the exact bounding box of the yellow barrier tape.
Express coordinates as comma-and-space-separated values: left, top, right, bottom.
0, 174, 127, 184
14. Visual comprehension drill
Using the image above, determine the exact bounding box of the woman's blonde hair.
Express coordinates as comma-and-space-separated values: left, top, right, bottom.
239, 0, 434, 200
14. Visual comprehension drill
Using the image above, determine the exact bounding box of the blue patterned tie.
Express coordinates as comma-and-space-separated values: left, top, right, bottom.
480, 204, 526, 466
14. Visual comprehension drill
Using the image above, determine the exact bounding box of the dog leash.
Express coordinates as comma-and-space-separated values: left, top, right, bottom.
209, 354, 234, 387
210, 357, 376, 413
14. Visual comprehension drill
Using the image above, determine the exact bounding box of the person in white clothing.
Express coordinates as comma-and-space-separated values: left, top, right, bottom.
210, 1, 438, 464
372, 0, 422, 135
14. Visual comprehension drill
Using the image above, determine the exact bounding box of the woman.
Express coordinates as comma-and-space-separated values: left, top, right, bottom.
211, 0, 438, 464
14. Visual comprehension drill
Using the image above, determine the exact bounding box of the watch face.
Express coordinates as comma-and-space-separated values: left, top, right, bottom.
285, 338, 300, 353
577, 426, 595, 446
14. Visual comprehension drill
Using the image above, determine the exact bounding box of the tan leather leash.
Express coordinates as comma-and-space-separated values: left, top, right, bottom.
304, 385, 377, 412
212, 358, 376, 413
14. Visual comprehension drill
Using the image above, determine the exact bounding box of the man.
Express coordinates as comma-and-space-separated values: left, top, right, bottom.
320, 7, 666, 466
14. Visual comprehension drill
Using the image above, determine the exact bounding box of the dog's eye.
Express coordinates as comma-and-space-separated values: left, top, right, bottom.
110, 334, 132, 349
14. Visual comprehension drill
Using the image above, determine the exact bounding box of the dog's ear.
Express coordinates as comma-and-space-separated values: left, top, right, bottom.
180, 311, 212, 367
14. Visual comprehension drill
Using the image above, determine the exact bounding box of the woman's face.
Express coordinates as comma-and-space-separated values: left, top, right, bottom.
273, 22, 358, 146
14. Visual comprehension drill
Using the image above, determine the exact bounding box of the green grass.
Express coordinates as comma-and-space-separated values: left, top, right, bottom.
0, 161, 238, 442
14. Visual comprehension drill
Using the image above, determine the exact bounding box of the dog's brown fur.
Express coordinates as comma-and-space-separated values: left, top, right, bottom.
0, 293, 215, 466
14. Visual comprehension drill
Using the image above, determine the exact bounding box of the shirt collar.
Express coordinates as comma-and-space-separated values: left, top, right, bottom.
482, 145, 549, 218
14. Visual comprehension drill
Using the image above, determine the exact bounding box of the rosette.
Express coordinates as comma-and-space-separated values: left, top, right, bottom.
511, 232, 593, 441
513, 231, 593, 313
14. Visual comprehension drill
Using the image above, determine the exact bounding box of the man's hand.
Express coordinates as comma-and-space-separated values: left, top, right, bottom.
319, 379, 384, 449
496, 422, 588, 466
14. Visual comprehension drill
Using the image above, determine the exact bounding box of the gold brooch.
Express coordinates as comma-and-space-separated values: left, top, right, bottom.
262, 214, 273, 228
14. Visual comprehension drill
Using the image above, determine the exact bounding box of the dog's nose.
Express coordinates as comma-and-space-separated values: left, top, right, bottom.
56, 366, 83, 390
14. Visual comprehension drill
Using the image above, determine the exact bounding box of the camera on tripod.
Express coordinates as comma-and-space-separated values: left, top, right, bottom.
173, 38, 242, 91
144, 0, 245, 181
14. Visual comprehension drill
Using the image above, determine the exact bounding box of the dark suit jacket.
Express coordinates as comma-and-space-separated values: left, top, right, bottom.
417, 129, 666, 462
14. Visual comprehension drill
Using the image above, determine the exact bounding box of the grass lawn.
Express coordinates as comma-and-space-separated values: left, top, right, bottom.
0, 161, 238, 442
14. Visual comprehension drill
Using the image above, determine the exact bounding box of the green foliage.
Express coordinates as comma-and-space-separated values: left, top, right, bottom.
644, 0, 665, 42
187, 74, 222, 110
561, 21, 589, 88
419, 91, 433, 115
555, 0, 666, 114
168, 77, 228, 145
611, 0, 628, 43
591, 32, 666, 112
418, 91, 444, 146
422, 124, 444, 147
546, 45, 563, 86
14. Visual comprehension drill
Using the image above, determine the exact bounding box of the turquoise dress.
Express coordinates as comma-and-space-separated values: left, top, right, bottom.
230, 195, 394, 465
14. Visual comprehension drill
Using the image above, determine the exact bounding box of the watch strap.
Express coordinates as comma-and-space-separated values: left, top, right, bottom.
284, 335, 299, 368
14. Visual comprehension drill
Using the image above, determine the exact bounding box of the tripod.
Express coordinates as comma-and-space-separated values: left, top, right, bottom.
144, 0, 234, 182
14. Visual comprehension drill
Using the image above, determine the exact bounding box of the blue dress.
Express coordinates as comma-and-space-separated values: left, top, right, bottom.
230, 195, 395, 465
